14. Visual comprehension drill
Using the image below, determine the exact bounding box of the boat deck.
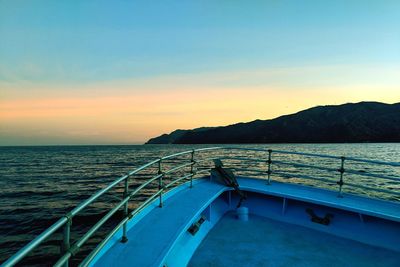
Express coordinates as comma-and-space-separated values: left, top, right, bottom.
93, 179, 227, 267
238, 177, 400, 222
189, 212, 400, 267
93, 177, 400, 267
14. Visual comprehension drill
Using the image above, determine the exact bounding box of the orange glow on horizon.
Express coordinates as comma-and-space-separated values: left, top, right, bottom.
1, 81, 399, 145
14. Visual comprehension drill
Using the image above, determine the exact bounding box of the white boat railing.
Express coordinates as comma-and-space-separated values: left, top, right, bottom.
2, 147, 399, 267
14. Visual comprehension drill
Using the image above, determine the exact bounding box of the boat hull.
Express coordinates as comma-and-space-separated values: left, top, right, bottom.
91, 176, 400, 267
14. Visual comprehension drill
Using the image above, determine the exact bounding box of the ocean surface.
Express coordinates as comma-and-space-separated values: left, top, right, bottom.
1, 143, 399, 266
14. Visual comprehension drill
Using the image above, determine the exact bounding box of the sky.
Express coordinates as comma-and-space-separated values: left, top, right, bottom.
0, 1, 399, 145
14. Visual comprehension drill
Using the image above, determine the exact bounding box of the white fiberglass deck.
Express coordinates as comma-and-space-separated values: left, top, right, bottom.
189, 212, 400, 267
93, 177, 400, 267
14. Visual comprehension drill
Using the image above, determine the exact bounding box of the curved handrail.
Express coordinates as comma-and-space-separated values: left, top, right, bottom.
2, 146, 399, 267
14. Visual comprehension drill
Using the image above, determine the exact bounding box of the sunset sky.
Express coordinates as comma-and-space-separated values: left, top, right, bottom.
1, 1, 399, 145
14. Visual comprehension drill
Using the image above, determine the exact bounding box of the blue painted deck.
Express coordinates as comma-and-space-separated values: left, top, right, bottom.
93, 180, 226, 267
189, 212, 400, 267
238, 177, 400, 222
93, 177, 400, 267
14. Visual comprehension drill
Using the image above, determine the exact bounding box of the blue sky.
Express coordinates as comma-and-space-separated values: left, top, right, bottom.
1, 0, 399, 83
0, 1, 399, 145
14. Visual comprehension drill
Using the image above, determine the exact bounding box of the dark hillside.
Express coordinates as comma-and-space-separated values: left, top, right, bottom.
146, 102, 400, 144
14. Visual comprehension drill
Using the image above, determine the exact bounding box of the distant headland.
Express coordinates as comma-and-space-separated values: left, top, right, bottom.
146, 102, 400, 144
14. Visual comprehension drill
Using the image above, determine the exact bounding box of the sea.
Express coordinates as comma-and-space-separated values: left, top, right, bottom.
1, 143, 399, 266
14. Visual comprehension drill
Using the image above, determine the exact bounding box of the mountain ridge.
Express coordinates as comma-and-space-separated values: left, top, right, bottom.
145, 102, 400, 144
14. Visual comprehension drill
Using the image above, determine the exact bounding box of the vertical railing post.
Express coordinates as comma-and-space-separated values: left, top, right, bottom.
190, 149, 195, 188
121, 176, 129, 243
158, 159, 163, 207
266, 149, 272, 185
61, 216, 71, 267
337, 156, 345, 197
